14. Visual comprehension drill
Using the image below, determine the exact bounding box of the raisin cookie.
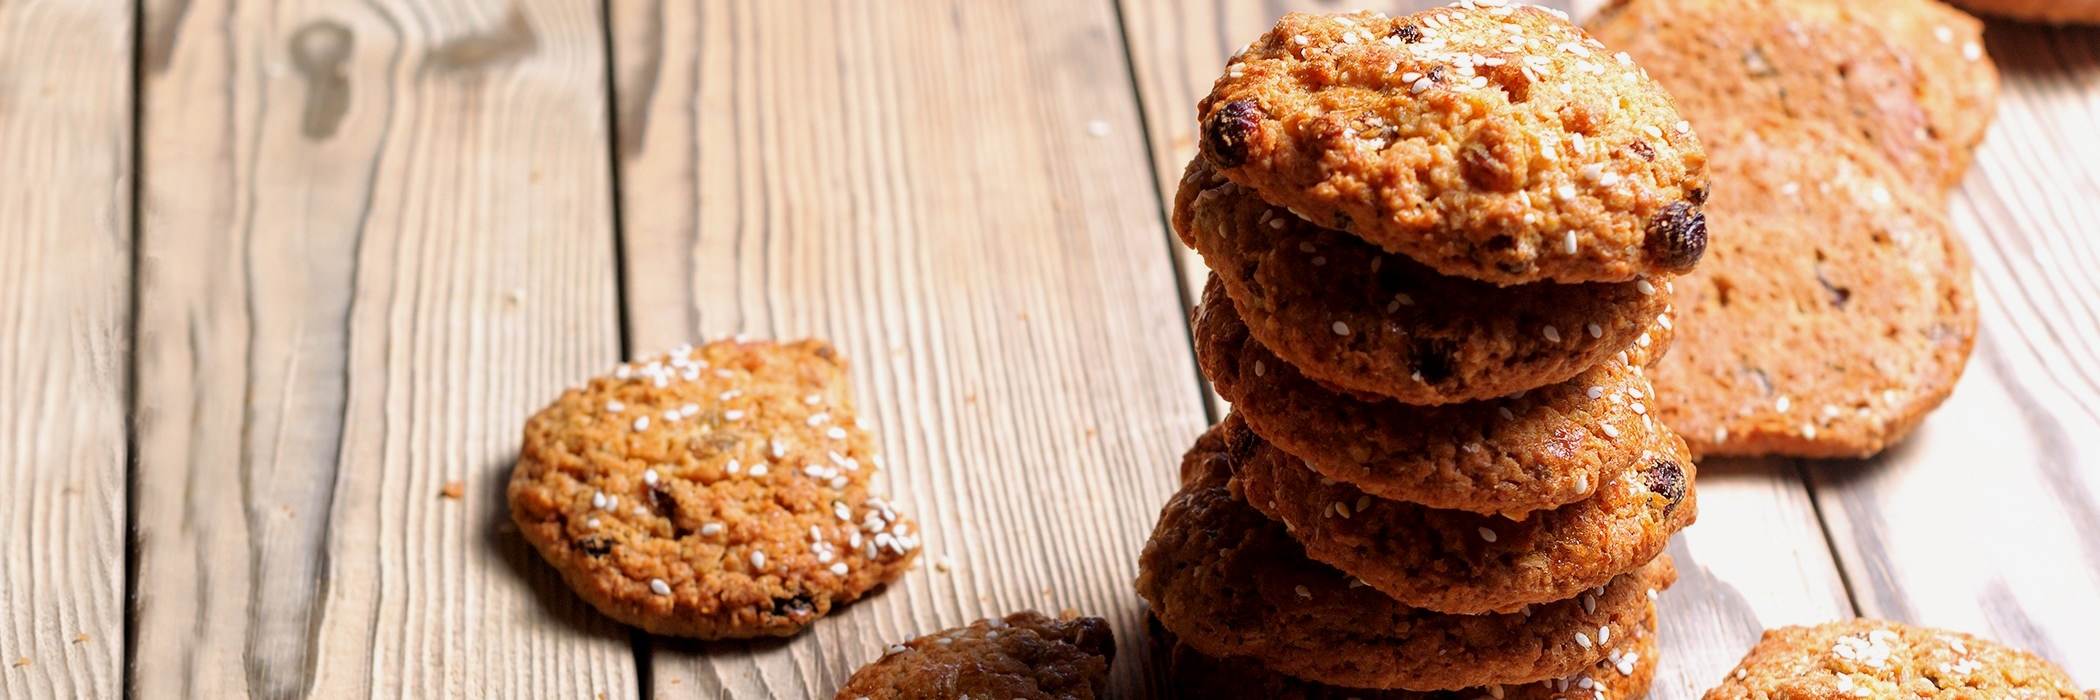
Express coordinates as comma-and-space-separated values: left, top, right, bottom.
1151, 604, 1661, 700
1200, 6, 1710, 285
1136, 428, 1678, 691
1230, 415, 1694, 614
834, 611, 1114, 700
1590, 0, 1998, 194
510, 340, 919, 639
1648, 121, 1977, 458
1705, 619, 2095, 700
1195, 278, 1673, 516
1176, 160, 1672, 404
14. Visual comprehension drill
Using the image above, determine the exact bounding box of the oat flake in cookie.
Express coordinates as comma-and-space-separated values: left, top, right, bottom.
834, 611, 1115, 700
1200, 3, 1710, 285
1705, 619, 2095, 700
509, 339, 918, 639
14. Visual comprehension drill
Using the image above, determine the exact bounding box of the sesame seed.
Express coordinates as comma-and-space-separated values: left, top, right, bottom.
586, 517, 600, 528
1543, 325, 1561, 343
1412, 77, 1433, 93
1478, 527, 1498, 542
1556, 184, 1578, 201
1333, 321, 1351, 336
1562, 231, 1578, 254
1588, 323, 1603, 338
1254, 361, 1266, 377
1776, 396, 1792, 413
1499, 406, 1516, 420
831, 562, 850, 576
633, 416, 650, 431
1636, 278, 1657, 295
643, 469, 659, 485
827, 427, 849, 440
606, 401, 625, 413
1599, 625, 1610, 644
1295, 585, 1312, 599
1401, 71, 1422, 83
807, 413, 830, 426
649, 578, 672, 596
749, 463, 770, 477
1642, 124, 1663, 139
1674, 120, 1691, 134
1935, 26, 1955, 43
1587, 386, 1604, 399
1964, 42, 1982, 61
700, 523, 724, 537
1601, 424, 1620, 438
751, 550, 767, 569
1292, 35, 1309, 46
1804, 424, 1818, 439
592, 491, 607, 509
1393, 293, 1415, 306
1576, 632, 1593, 648
723, 409, 745, 421
1631, 403, 1647, 415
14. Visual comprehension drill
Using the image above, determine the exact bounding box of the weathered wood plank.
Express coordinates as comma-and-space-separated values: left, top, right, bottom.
1808, 21, 2100, 687
129, 1, 637, 696
1114, 0, 1856, 696
0, 2, 133, 697
609, 0, 1209, 696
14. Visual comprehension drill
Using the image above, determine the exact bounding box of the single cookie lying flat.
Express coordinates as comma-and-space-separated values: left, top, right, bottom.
1230, 414, 1694, 615
1590, 0, 1998, 194
1200, 6, 1710, 285
1648, 121, 1977, 458
510, 339, 919, 639
1137, 427, 1677, 691
834, 611, 1115, 700
1176, 160, 1670, 404
1195, 278, 1673, 516
1151, 603, 1660, 700
1704, 619, 2094, 700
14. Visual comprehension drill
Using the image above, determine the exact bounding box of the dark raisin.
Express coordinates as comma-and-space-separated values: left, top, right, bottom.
1202, 100, 1264, 169
1815, 266, 1852, 309
1688, 184, 1709, 205
647, 484, 679, 516
1645, 201, 1707, 271
771, 594, 816, 618
1627, 139, 1655, 161
1643, 459, 1687, 509
1411, 339, 1456, 385
1427, 65, 1448, 84
577, 535, 615, 557
1392, 24, 1422, 43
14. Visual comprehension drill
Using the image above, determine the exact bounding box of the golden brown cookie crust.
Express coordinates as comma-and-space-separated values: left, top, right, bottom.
1176, 160, 1673, 404
510, 340, 919, 639
1649, 121, 1977, 458
834, 611, 1115, 700
1230, 415, 1695, 615
1704, 619, 2095, 700
1152, 603, 1662, 700
1195, 279, 1674, 517
1199, 5, 1710, 285
1590, 0, 1998, 195
1136, 431, 1678, 691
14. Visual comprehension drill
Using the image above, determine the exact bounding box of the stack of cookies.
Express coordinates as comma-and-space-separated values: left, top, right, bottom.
1140, 3, 1709, 696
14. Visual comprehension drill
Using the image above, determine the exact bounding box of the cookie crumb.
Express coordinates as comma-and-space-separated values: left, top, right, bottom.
73, 633, 91, 644
440, 481, 466, 500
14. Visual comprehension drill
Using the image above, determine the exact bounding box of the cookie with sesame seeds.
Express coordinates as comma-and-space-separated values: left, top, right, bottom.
1193, 278, 1674, 517
1228, 414, 1693, 615
1149, 602, 1660, 700
509, 339, 919, 639
1948, 0, 2100, 23
1174, 160, 1674, 404
832, 611, 1115, 700
1197, 4, 1710, 286
1704, 619, 2095, 700
1647, 121, 1977, 458
1589, 0, 1999, 195
1135, 432, 1679, 691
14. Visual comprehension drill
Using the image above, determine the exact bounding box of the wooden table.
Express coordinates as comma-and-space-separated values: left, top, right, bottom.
3, 0, 2095, 697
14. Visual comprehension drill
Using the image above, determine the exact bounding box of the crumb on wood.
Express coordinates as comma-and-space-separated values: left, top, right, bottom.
13, 657, 28, 668
1061, 607, 1081, 619
934, 555, 955, 574
440, 481, 466, 500
73, 633, 91, 644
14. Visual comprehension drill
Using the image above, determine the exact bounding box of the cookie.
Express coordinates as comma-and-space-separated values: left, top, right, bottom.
1949, 0, 2100, 23
1705, 619, 2095, 700
1150, 603, 1661, 700
510, 339, 919, 639
1136, 431, 1679, 691
1589, 0, 1998, 194
1198, 6, 1710, 285
1175, 160, 1673, 404
1230, 415, 1694, 614
1195, 278, 1674, 516
833, 611, 1114, 700
1647, 121, 1977, 458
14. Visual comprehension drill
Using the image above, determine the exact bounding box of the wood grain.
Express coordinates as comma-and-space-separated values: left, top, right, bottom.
609, 0, 1210, 696
0, 2, 132, 698
1114, 1, 1857, 697
128, 1, 636, 696
1808, 21, 2100, 687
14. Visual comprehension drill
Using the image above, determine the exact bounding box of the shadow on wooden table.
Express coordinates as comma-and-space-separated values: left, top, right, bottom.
484, 453, 638, 641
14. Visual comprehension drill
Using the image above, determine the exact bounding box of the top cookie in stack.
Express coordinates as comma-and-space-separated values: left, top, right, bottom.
1140, 2, 1711, 695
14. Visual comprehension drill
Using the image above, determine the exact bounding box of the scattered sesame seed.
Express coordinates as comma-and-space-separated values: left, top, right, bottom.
1588, 323, 1603, 338
1575, 632, 1593, 648
643, 469, 659, 485
586, 517, 600, 528
1333, 321, 1352, 336
1478, 527, 1498, 543
1499, 406, 1516, 420
749, 463, 770, 477
1636, 278, 1657, 295
1412, 77, 1434, 93
1776, 396, 1792, 413
649, 578, 672, 596
1253, 361, 1266, 377
1587, 386, 1605, 399
606, 401, 625, 413
1964, 42, 1982, 61
633, 416, 650, 431
1295, 585, 1312, 599
1562, 231, 1578, 254
1601, 424, 1621, 438
723, 409, 745, 421
1542, 325, 1561, 343
1598, 625, 1610, 644
831, 562, 850, 576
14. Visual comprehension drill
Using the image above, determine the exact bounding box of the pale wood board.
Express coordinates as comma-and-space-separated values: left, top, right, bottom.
0, 2, 132, 697
1113, 0, 1856, 696
1808, 21, 2100, 687
128, 0, 636, 696
609, 0, 1209, 697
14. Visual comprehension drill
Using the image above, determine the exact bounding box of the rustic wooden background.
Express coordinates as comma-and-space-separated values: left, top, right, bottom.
1, 0, 2094, 697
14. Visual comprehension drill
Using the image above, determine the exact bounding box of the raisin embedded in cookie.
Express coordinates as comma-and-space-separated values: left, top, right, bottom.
1230, 415, 1694, 615
834, 611, 1114, 700
1199, 6, 1710, 285
1590, 0, 1998, 195
1150, 603, 1661, 700
1648, 121, 1977, 458
1135, 429, 1678, 691
1175, 161, 1672, 404
1705, 619, 2094, 700
1194, 279, 1674, 517
509, 339, 919, 639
